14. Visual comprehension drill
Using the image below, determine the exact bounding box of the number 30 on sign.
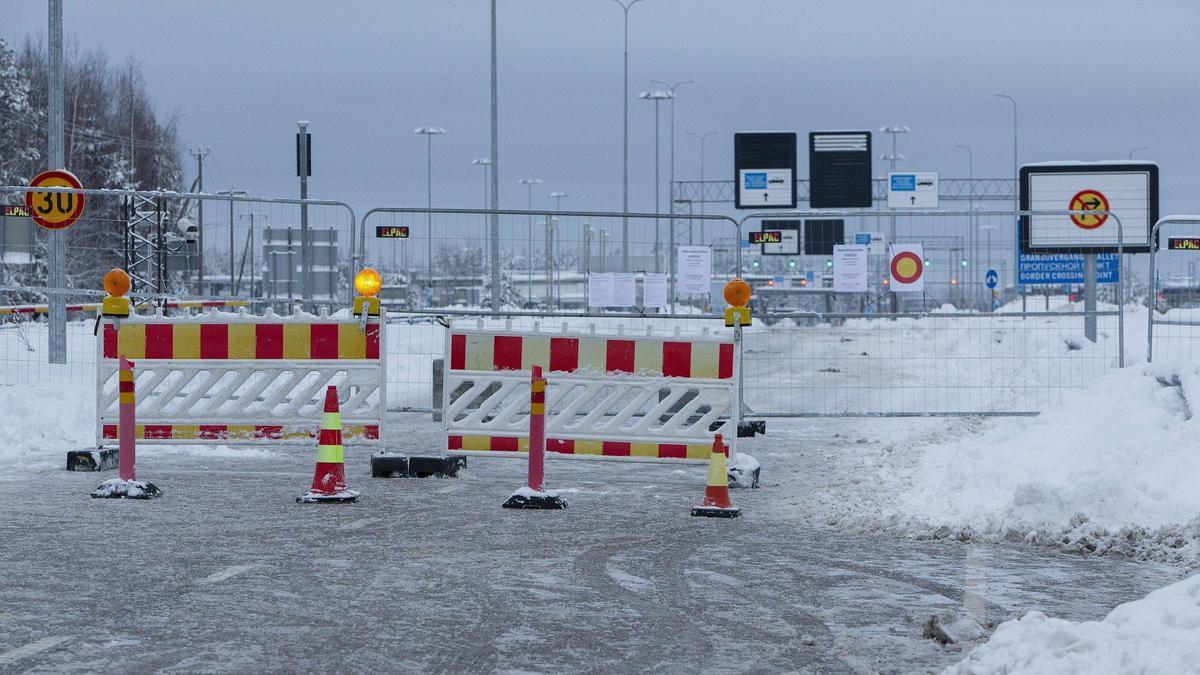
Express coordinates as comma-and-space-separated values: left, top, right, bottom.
25, 169, 85, 230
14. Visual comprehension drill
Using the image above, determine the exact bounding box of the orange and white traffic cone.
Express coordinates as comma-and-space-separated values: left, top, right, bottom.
297, 385, 360, 504
691, 433, 739, 518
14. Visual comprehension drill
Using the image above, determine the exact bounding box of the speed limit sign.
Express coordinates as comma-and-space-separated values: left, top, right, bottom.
25, 169, 85, 230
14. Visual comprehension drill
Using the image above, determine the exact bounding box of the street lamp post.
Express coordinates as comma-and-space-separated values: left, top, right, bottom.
684, 130, 716, 242
414, 127, 445, 297
651, 79, 692, 309
640, 89, 673, 273
518, 177, 541, 303
956, 144, 975, 308
994, 93, 1020, 309
609, 0, 646, 273
216, 188, 247, 297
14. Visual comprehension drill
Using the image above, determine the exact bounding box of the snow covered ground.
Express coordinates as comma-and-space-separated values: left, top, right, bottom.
3, 301, 1200, 671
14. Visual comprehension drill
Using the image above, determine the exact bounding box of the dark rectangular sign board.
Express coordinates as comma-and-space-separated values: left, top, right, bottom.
809, 131, 872, 208
734, 132, 797, 209
803, 219, 845, 255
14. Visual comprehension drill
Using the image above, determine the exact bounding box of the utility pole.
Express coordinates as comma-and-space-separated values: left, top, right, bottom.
189, 147, 210, 293
489, 0, 502, 311
46, 0, 66, 364
651, 79, 692, 301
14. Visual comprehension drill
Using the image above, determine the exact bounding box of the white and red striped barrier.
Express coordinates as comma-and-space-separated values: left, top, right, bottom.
444, 322, 740, 463
95, 306, 385, 447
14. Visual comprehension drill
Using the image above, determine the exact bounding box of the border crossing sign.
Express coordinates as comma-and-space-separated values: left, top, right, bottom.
1018, 252, 1119, 285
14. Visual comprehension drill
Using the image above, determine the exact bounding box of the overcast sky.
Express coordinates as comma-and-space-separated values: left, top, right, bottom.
3, 0, 1198, 218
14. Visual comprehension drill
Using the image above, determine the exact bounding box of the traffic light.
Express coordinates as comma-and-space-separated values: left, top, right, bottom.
788, 259, 796, 268
882, 277, 890, 286
961, 259, 968, 267
825, 259, 833, 268
950, 277, 958, 286
752, 259, 760, 269
924, 259, 932, 267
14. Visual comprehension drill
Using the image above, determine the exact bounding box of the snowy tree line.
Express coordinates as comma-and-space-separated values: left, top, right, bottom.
0, 36, 183, 299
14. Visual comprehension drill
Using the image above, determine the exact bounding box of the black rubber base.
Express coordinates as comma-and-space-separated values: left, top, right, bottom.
296, 491, 359, 504
371, 454, 466, 478
503, 494, 568, 510
691, 505, 741, 518
90, 480, 162, 499
706, 420, 767, 437
68, 448, 119, 472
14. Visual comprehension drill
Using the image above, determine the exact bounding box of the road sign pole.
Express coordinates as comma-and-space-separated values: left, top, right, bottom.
1084, 252, 1097, 342
47, 0, 66, 365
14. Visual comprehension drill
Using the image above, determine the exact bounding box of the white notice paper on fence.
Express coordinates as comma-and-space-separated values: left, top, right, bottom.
677, 246, 713, 296
642, 273, 668, 308
833, 244, 869, 292
612, 273, 637, 307
588, 273, 615, 307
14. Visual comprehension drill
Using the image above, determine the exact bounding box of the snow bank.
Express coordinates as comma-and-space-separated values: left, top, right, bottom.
893, 363, 1200, 565
0, 383, 94, 472
944, 575, 1200, 675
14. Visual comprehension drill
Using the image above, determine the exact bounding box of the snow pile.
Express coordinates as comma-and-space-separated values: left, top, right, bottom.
0, 383, 94, 471
944, 575, 1200, 675
894, 362, 1200, 565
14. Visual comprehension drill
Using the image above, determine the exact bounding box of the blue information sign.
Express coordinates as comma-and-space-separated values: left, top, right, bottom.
985, 269, 998, 289
854, 232, 872, 245
889, 174, 916, 191
805, 271, 815, 285
1017, 253, 1119, 285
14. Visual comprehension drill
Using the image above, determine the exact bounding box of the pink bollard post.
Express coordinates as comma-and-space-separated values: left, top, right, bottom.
118, 354, 136, 482
528, 365, 546, 493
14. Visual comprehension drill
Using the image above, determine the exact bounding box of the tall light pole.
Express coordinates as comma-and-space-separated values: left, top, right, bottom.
489, 0, 501, 311
547, 192, 567, 307
994, 93, 1019, 307
685, 130, 716, 244
518, 177, 541, 302
414, 126, 445, 283
651, 79, 692, 304
1128, 146, 1149, 159
640, 89, 673, 273
879, 124, 909, 242
956, 144, 975, 308
610, 0, 646, 273
296, 121, 311, 305
472, 158, 491, 208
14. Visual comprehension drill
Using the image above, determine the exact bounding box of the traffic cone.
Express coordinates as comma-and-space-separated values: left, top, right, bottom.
297, 385, 360, 504
691, 433, 739, 518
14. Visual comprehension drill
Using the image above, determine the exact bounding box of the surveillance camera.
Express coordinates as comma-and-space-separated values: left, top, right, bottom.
176, 216, 199, 244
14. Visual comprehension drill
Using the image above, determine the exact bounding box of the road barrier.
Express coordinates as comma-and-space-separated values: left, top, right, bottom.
95, 305, 386, 446
443, 320, 739, 462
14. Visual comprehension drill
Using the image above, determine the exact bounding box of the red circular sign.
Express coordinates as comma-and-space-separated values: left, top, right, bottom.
25, 169, 85, 230
1068, 189, 1109, 230
890, 251, 923, 284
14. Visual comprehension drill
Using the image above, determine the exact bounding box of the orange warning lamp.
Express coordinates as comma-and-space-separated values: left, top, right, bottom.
352, 267, 382, 316
101, 268, 131, 318
723, 277, 751, 307
722, 277, 752, 327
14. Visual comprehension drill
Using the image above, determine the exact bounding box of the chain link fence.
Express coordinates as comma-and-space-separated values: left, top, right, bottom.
0, 194, 1146, 419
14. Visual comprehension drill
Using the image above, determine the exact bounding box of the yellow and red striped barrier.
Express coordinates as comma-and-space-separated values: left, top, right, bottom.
95, 307, 386, 447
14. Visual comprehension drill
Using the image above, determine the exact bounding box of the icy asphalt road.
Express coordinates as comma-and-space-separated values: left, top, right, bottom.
0, 416, 1185, 674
